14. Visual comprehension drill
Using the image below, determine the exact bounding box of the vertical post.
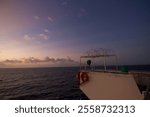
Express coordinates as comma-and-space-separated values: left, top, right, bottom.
115, 55, 119, 71
93, 57, 95, 70
80, 57, 81, 71
104, 55, 106, 71
103, 50, 107, 71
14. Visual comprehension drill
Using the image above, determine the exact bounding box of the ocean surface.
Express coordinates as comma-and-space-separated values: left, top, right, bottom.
0, 67, 88, 100
0, 65, 150, 100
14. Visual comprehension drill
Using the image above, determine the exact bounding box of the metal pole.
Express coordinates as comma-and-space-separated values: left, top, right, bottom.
104, 56, 106, 71
93, 57, 95, 70
115, 55, 119, 71
80, 57, 81, 71
103, 50, 106, 71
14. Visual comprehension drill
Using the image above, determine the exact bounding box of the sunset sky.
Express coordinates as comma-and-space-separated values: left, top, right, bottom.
0, 0, 150, 68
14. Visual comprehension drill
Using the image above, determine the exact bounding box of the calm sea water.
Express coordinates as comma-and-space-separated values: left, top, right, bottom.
0, 67, 88, 100
0, 65, 150, 100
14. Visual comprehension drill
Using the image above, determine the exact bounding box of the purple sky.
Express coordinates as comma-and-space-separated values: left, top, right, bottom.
0, 0, 150, 67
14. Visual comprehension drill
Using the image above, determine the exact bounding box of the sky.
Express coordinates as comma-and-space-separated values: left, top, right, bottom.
0, 0, 150, 68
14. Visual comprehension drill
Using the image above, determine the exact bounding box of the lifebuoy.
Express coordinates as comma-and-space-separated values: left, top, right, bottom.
78, 72, 89, 85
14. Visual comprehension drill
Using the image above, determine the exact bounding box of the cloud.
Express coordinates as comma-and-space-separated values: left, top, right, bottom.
23, 33, 48, 41
67, 56, 75, 62
48, 16, 53, 22
21, 57, 41, 63
39, 34, 49, 40
44, 57, 55, 62
24, 34, 34, 41
34, 15, 40, 20
3, 59, 22, 64
1, 57, 77, 64
44, 29, 49, 33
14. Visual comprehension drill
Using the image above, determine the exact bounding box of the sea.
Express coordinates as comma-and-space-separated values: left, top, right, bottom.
0, 65, 150, 100
0, 67, 88, 100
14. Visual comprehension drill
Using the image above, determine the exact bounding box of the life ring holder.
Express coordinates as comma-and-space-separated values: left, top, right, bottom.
78, 72, 89, 85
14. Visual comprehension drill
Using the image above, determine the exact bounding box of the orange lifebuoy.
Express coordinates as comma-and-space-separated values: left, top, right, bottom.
78, 72, 89, 85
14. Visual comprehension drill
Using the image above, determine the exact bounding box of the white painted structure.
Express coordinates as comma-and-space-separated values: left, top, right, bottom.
78, 49, 150, 100
80, 71, 144, 99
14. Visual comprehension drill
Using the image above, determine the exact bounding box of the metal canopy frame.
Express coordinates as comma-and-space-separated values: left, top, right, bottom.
80, 50, 118, 71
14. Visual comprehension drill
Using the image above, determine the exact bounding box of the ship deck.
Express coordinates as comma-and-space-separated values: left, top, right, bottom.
79, 70, 150, 100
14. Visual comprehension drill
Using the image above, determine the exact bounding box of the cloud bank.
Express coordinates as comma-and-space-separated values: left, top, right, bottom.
2, 56, 77, 64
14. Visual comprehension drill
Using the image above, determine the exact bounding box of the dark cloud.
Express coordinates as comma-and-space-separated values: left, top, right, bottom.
44, 56, 77, 63
4, 59, 22, 63
1, 56, 78, 64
